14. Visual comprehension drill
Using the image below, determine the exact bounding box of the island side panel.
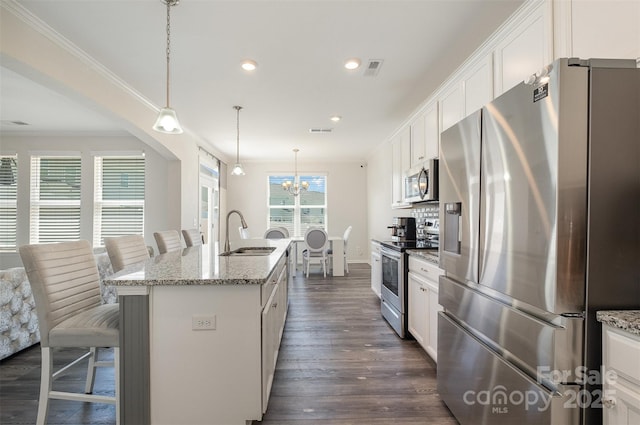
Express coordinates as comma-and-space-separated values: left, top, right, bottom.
149, 284, 263, 425
119, 293, 150, 425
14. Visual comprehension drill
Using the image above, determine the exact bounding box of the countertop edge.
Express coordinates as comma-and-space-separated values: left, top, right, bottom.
596, 310, 640, 336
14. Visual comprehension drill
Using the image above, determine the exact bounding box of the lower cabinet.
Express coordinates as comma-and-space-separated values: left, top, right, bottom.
602, 325, 640, 425
371, 242, 382, 298
407, 255, 443, 361
262, 259, 288, 412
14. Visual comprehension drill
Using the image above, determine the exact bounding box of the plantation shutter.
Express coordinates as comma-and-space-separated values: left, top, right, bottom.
29, 155, 82, 244
0, 155, 18, 252
93, 155, 145, 246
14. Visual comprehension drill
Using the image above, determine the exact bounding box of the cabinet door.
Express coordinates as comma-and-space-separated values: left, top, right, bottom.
424, 102, 439, 160
410, 114, 426, 167
494, 2, 551, 95
262, 283, 280, 412
463, 55, 493, 116
439, 82, 464, 132
371, 250, 382, 298
407, 272, 428, 349
604, 380, 640, 425
426, 282, 442, 362
391, 127, 411, 207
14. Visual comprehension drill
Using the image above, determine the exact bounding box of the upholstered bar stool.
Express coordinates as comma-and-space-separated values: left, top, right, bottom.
153, 230, 182, 254
182, 228, 203, 247
104, 234, 151, 273
19, 240, 120, 425
264, 227, 289, 239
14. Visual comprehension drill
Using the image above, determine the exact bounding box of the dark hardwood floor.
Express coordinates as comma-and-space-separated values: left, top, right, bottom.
0, 263, 457, 425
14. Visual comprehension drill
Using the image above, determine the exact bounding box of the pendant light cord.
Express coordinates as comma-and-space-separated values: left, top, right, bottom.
165, 0, 171, 107
235, 106, 243, 163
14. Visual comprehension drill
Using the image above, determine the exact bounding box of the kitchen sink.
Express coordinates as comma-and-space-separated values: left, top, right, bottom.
219, 247, 276, 256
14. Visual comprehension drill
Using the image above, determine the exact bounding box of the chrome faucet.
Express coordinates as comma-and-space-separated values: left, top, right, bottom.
224, 209, 248, 253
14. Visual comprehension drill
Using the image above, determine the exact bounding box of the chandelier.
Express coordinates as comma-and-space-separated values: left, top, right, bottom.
282, 149, 309, 196
153, 0, 183, 134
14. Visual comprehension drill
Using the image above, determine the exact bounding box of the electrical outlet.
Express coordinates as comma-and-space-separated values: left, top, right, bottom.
192, 315, 216, 330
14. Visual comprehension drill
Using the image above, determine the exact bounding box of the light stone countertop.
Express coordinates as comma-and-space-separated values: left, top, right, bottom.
407, 249, 440, 266
103, 239, 290, 287
596, 310, 640, 336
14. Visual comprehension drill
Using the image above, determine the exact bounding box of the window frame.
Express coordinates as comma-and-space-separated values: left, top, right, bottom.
267, 173, 327, 237
0, 154, 18, 252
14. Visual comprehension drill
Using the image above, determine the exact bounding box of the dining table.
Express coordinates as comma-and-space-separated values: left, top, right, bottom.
290, 235, 344, 277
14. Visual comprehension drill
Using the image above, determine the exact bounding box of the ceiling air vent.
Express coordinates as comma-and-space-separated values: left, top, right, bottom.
363, 59, 384, 77
309, 128, 333, 134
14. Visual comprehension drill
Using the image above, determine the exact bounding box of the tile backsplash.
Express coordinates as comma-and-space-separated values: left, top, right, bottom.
411, 203, 439, 225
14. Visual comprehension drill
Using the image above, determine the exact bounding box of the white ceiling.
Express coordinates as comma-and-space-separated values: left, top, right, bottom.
1, 0, 523, 162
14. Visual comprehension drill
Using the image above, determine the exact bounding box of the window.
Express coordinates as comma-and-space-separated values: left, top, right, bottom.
0, 155, 18, 252
30, 155, 82, 244
93, 155, 145, 246
268, 174, 326, 236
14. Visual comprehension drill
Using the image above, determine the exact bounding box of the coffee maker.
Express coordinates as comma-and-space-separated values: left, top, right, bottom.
387, 217, 416, 242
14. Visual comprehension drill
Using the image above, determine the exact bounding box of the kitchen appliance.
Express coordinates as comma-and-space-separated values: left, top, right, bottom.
387, 217, 416, 242
417, 218, 439, 247
404, 159, 438, 203
437, 58, 639, 425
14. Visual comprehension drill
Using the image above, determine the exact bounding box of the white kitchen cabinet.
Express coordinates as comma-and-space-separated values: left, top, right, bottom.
463, 54, 493, 116
407, 255, 443, 361
371, 241, 382, 298
410, 114, 426, 167
423, 101, 439, 160
391, 126, 411, 208
602, 325, 640, 425
410, 101, 439, 167
493, 1, 552, 95
439, 82, 464, 132
561, 0, 640, 61
262, 262, 287, 411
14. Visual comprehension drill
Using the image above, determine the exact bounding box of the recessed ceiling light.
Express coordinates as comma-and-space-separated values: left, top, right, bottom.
329, 115, 342, 122
344, 58, 361, 70
241, 59, 258, 71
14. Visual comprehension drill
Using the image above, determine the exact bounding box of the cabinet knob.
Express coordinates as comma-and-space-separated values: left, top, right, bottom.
603, 398, 616, 409
272, 302, 278, 309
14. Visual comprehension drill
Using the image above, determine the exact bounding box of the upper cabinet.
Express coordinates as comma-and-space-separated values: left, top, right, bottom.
494, 2, 552, 95
409, 100, 439, 167
462, 54, 494, 117
391, 127, 411, 208
439, 82, 464, 133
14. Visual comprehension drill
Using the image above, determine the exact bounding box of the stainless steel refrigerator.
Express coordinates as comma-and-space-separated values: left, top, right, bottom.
437, 58, 640, 425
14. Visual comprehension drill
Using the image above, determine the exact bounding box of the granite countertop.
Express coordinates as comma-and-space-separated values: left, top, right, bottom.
104, 238, 290, 287
407, 249, 440, 266
596, 310, 640, 336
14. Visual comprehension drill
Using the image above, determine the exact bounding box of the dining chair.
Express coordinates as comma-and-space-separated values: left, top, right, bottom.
153, 230, 182, 254
302, 227, 329, 278
19, 240, 120, 425
328, 225, 353, 274
239, 227, 251, 239
264, 227, 289, 239
182, 228, 203, 247
104, 234, 150, 273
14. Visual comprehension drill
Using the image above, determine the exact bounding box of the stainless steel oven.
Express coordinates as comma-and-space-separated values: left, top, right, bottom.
380, 246, 407, 338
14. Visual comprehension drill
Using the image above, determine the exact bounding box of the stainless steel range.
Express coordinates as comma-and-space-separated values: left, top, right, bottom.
380, 219, 439, 338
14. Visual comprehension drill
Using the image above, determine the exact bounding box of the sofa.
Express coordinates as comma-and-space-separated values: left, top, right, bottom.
0, 249, 118, 361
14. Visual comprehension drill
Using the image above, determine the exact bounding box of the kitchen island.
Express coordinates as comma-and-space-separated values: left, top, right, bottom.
104, 239, 291, 425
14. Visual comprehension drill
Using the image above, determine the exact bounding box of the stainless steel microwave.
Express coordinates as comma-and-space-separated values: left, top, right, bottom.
404, 159, 438, 203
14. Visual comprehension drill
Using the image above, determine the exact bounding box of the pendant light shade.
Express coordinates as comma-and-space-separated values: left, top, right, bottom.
153, 0, 183, 134
231, 105, 245, 176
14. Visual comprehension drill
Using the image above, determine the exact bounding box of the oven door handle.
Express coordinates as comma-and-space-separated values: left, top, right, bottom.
381, 247, 402, 260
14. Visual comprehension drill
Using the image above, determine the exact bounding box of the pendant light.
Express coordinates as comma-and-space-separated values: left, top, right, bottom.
153, 0, 183, 134
282, 149, 309, 196
230, 106, 245, 176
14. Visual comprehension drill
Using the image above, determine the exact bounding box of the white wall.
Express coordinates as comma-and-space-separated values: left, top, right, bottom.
225, 160, 369, 263
0, 134, 172, 268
